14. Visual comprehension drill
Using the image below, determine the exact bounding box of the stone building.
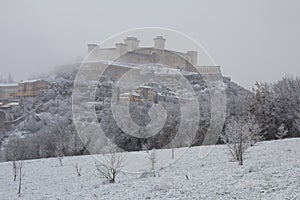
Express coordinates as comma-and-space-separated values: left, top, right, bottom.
130, 92, 141, 103
0, 83, 18, 100
119, 92, 142, 104
118, 85, 155, 105
13, 80, 49, 98
87, 36, 220, 74
119, 93, 131, 104
136, 86, 154, 101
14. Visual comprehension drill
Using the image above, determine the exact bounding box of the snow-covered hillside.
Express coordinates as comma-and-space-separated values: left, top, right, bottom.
0, 138, 299, 200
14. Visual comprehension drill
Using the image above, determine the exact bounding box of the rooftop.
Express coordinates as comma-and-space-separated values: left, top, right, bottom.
131, 92, 140, 96
0, 102, 19, 108
138, 85, 153, 89
20, 79, 43, 83
0, 83, 18, 87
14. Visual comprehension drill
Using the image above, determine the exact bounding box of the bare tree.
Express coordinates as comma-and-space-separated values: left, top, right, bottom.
69, 127, 86, 155
5, 138, 25, 196
95, 152, 126, 183
171, 148, 175, 159
17, 161, 24, 197
50, 118, 68, 166
141, 140, 151, 153
53, 124, 65, 166
4, 137, 27, 180
75, 161, 82, 177
221, 115, 260, 165
148, 149, 157, 176
55, 148, 64, 166
248, 116, 262, 146
12, 160, 18, 181
169, 141, 176, 159
5, 137, 26, 160
36, 121, 87, 160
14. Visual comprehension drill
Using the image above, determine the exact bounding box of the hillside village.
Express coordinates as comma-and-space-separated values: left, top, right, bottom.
0, 36, 299, 199
0, 35, 220, 122
0, 80, 49, 124
0, 36, 252, 157
1, 1, 300, 199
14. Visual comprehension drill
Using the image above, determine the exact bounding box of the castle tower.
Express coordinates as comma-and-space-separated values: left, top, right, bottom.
186, 51, 197, 65
154, 36, 166, 49
87, 44, 98, 53
124, 37, 139, 51
115, 43, 128, 56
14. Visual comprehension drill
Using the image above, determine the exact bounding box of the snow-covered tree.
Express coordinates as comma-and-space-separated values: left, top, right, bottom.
148, 149, 157, 176
295, 119, 300, 132
4, 137, 27, 162
221, 115, 260, 165
0, 75, 5, 83
275, 124, 288, 139
252, 76, 300, 140
4, 136, 27, 189
294, 112, 300, 134
7, 73, 14, 83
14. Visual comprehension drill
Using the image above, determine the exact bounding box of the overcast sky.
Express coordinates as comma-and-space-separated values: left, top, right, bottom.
0, 0, 299, 89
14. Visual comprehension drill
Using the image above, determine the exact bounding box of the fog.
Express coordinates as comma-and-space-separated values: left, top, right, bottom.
0, 0, 299, 89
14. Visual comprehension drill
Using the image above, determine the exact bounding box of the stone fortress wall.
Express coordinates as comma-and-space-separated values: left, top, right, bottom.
86, 36, 221, 74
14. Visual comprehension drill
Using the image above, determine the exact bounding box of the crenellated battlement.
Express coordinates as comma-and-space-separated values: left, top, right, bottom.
87, 36, 221, 74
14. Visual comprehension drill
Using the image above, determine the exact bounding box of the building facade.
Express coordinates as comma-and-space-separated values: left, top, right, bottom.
13, 80, 49, 98
87, 36, 221, 74
130, 92, 141, 102
136, 86, 154, 101
0, 83, 18, 100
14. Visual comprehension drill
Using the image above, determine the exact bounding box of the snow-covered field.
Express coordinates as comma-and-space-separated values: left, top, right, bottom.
0, 138, 299, 200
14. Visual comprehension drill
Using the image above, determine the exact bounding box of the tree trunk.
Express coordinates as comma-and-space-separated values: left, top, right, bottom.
13, 161, 17, 181
17, 162, 22, 197
171, 148, 175, 159
239, 133, 243, 165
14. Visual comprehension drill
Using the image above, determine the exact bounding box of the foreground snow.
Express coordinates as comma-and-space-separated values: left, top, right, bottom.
0, 138, 299, 200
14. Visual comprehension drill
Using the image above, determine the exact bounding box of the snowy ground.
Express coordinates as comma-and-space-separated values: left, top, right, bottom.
0, 138, 299, 200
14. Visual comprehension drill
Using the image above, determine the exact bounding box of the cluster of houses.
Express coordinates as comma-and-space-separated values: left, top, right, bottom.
119, 85, 155, 104
0, 79, 49, 110
88, 35, 222, 105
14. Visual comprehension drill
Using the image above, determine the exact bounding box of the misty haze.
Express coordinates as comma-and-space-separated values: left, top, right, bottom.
0, 1, 299, 199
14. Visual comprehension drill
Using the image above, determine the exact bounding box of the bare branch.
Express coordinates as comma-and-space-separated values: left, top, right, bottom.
95, 152, 126, 183
221, 115, 260, 165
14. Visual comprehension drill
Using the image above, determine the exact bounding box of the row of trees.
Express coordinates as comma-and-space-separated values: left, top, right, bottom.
251, 76, 300, 140
3, 120, 86, 162
0, 73, 14, 84
221, 76, 300, 165
2, 72, 300, 165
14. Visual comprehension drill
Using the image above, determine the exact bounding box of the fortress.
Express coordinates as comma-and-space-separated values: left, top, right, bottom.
81, 36, 222, 105
86, 36, 221, 74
